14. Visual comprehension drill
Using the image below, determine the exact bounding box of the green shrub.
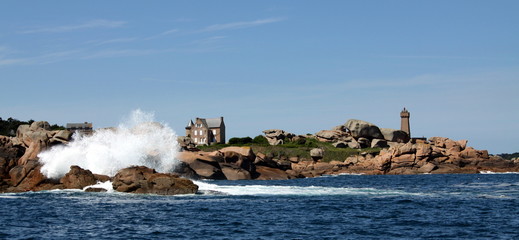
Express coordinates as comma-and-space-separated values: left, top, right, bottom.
252, 135, 269, 145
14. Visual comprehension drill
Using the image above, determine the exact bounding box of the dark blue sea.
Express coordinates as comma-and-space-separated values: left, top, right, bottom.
1, 173, 519, 239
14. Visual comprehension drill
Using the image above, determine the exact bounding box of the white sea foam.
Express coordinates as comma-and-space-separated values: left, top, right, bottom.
83, 181, 114, 193
479, 171, 519, 174
39, 109, 179, 179
194, 180, 424, 196
321, 172, 365, 177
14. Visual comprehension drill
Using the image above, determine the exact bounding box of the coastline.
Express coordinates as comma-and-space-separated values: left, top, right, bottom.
1, 120, 518, 195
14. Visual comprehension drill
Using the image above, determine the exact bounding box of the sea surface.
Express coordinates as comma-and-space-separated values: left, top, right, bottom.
1, 173, 519, 239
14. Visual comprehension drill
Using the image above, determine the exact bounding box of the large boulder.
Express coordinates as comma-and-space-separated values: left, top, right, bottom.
333, 141, 348, 148
371, 139, 388, 148
345, 119, 384, 139
8, 160, 49, 191
418, 162, 437, 173
50, 130, 73, 144
60, 166, 98, 189
218, 147, 256, 174
15, 122, 72, 165
220, 163, 251, 180
347, 138, 361, 149
380, 128, 409, 143
177, 152, 226, 180
255, 166, 289, 180
112, 166, 198, 195
254, 152, 279, 168
310, 148, 324, 160
262, 129, 294, 145
0, 136, 24, 179
315, 130, 349, 142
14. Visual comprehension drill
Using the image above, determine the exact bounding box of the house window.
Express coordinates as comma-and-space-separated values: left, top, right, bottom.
212, 130, 217, 135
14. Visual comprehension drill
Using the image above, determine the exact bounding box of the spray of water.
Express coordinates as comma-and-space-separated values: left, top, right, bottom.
39, 109, 179, 179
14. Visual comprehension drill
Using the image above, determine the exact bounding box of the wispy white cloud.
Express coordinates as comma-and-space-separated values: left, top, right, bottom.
88, 37, 138, 46
20, 19, 127, 34
191, 36, 226, 45
81, 49, 163, 59
0, 50, 82, 66
0, 47, 168, 66
144, 29, 179, 40
140, 77, 231, 86
198, 18, 284, 32
380, 55, 482, 60
0, 58, 26, 66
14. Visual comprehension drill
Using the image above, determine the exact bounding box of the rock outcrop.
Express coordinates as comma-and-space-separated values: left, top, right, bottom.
262, 129, 295, 145
60, 166, 103, 189
380, 128, 409, 143
177, 152, 226, 180
112, 166, 198, 195
345, 119, 384, 140
315, 130, 350, 142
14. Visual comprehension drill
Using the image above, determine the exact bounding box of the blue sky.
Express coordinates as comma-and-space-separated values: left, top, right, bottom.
1, 1, 518, 154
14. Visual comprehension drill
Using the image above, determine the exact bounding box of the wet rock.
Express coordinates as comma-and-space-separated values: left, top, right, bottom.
255, 166, 289, 180
112, 166, 198, 195
0, 136, 24, 179
220, 163, 251, 180
418, 162, 437, 173
218, 147, 256, 175
8, 160, 48, 191
177, 152, 226, 180
85, 187, 108, 192
60, 166, 97, 189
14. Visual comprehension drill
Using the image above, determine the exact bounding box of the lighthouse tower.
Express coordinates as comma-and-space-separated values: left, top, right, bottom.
400, 108, 410, 137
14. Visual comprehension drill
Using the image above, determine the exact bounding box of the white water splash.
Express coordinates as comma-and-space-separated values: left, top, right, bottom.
39, 109, 179, 179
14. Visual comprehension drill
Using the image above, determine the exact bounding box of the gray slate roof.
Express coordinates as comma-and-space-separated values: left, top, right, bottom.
202, 118, 223, 128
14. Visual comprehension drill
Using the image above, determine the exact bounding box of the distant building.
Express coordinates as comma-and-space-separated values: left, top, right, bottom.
185, 117, 225, 145
66, 122, 93, 135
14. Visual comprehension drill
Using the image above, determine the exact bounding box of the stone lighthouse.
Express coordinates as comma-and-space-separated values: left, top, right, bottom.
400, 107, 410, 137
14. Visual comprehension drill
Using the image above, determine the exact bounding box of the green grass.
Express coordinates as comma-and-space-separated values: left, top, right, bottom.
197, 138, 381, 162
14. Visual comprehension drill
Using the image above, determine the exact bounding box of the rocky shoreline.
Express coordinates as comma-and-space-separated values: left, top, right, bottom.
0, 121, 197, 195
1, 120, 517, 195
176, 119, 519, 180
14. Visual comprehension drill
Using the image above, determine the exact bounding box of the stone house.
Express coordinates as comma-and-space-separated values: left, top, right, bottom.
185, 117, 225, 145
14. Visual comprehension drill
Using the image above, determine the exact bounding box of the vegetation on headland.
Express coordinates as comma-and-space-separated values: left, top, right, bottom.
0, 117, 65, 136
199, 135, 381, 162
